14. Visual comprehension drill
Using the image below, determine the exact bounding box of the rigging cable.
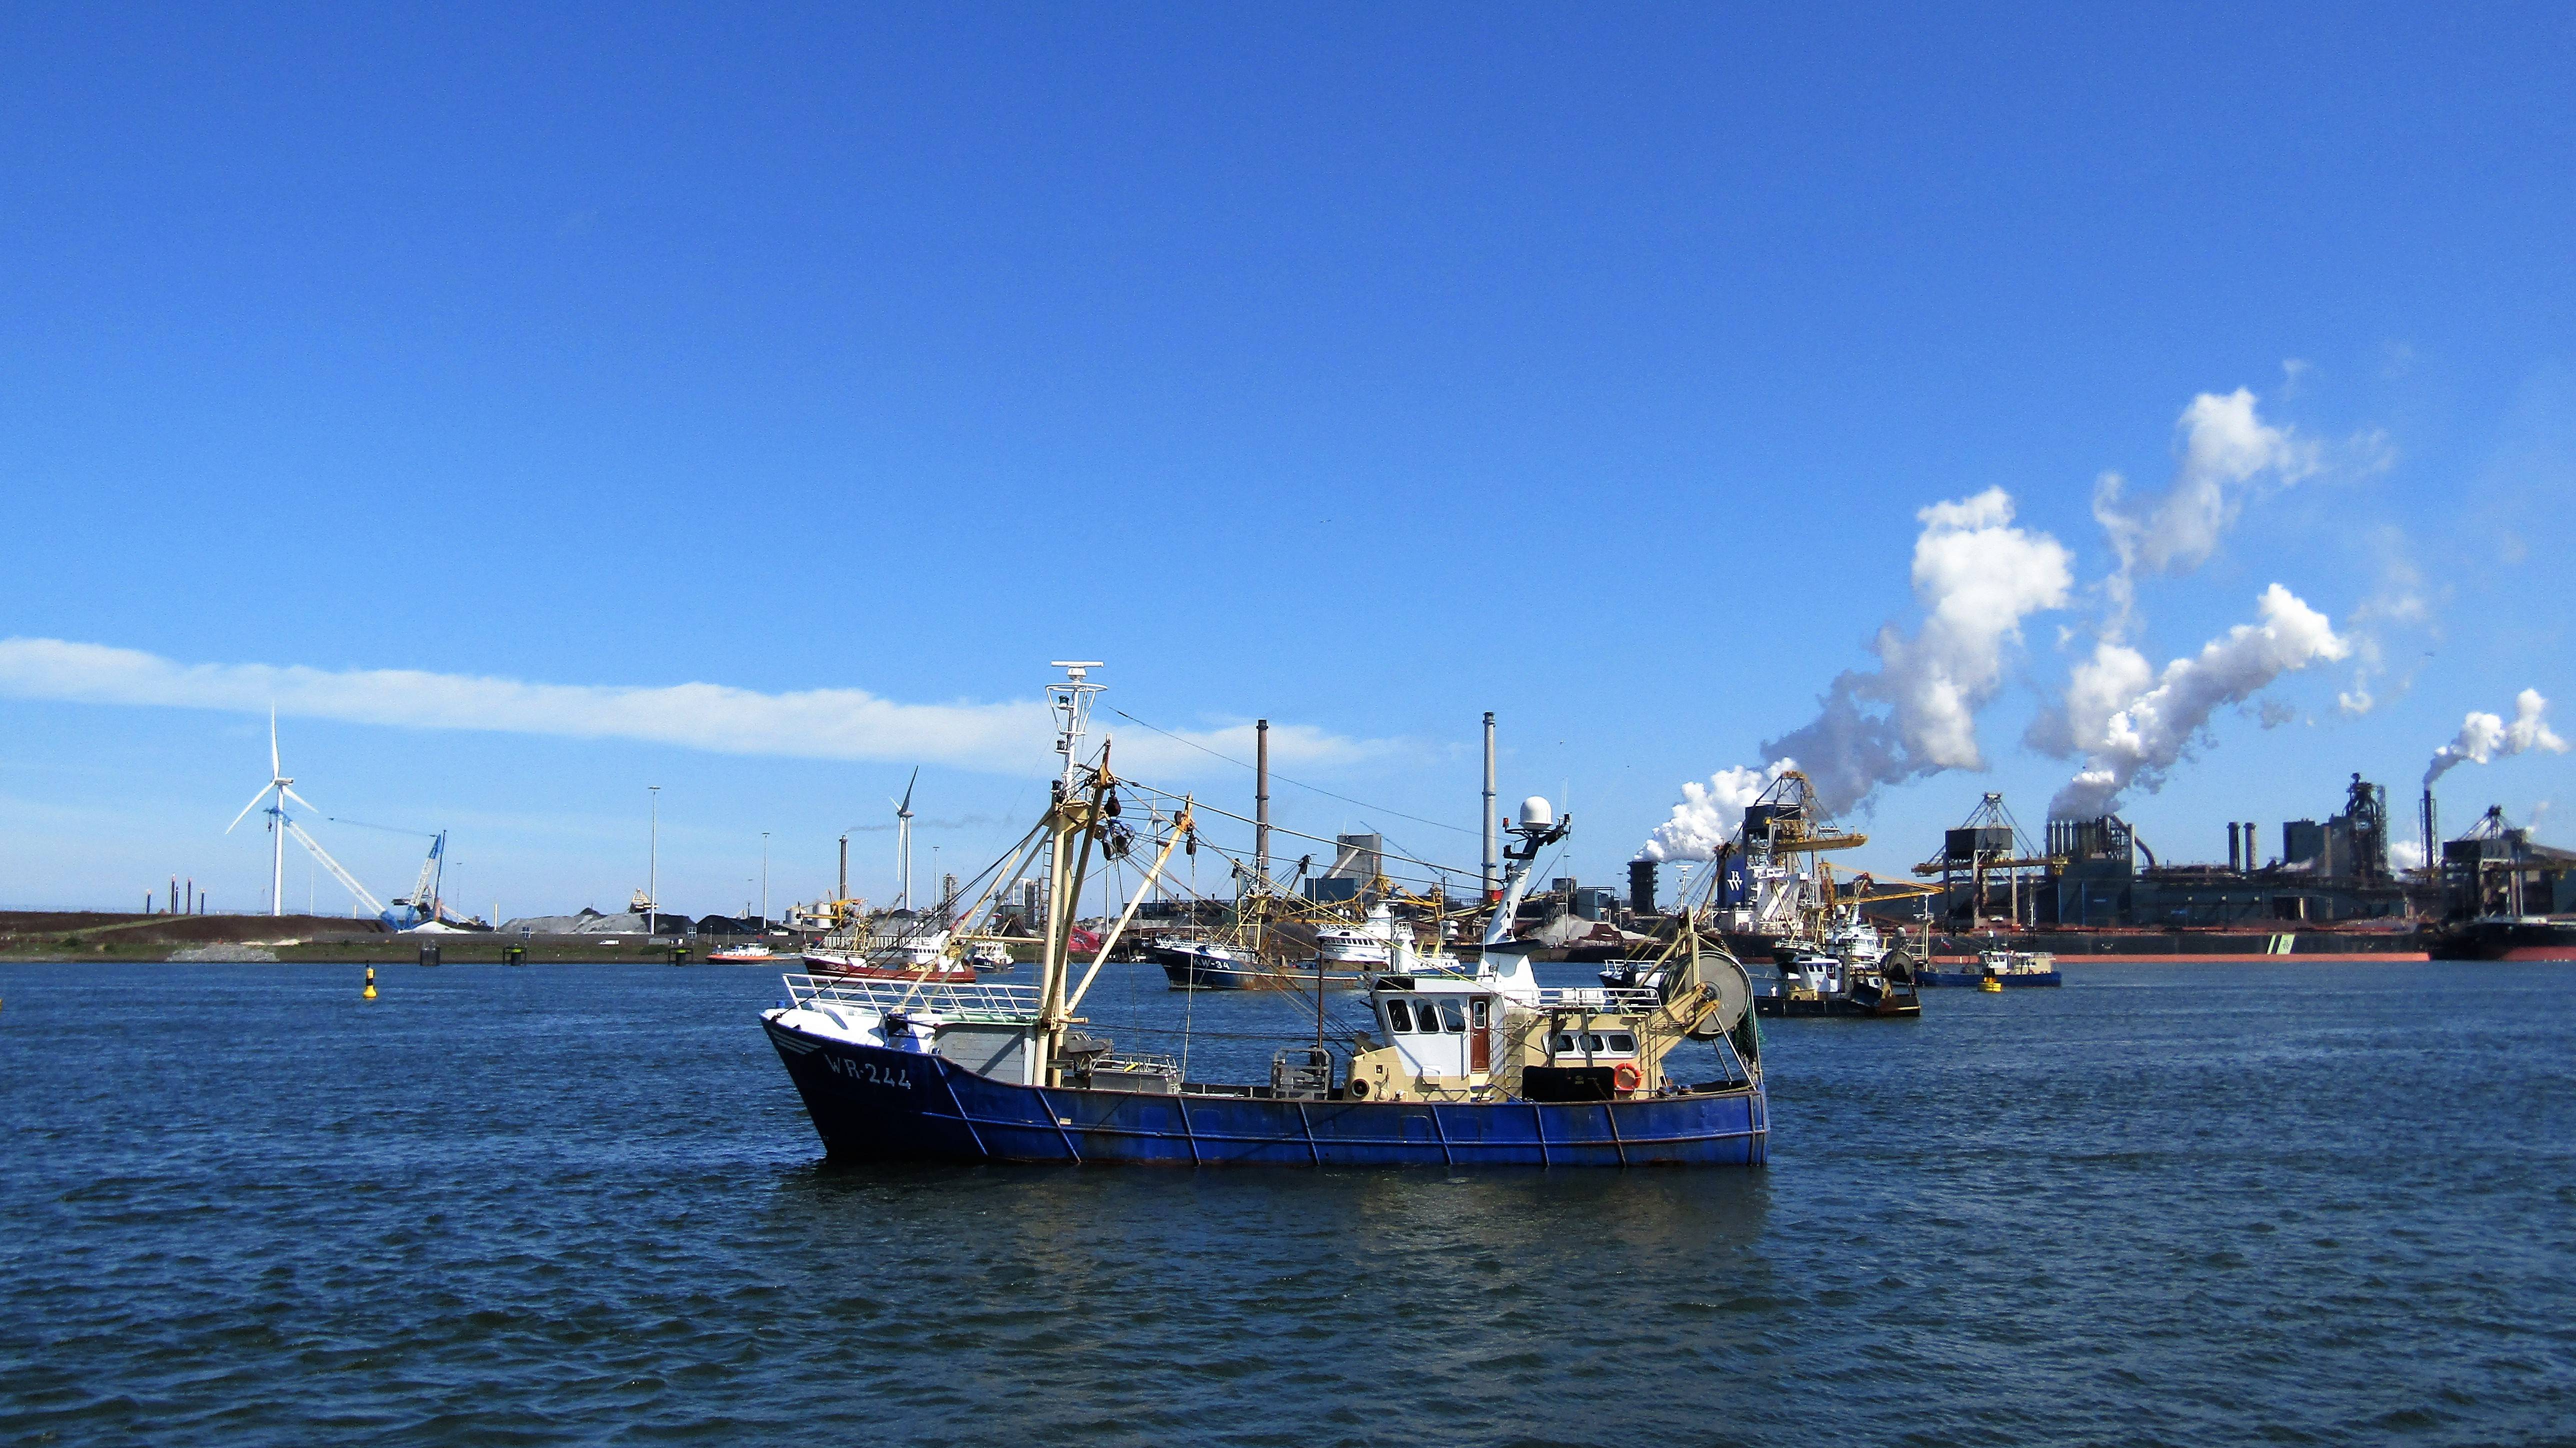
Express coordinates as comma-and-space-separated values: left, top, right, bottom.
1109, 708, 1479, 836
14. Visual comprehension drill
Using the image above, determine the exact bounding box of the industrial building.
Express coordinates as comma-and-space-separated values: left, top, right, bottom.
1910, 774, 2420, 929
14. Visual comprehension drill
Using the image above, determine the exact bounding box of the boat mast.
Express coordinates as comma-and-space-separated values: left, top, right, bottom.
1034, 662, 1106, 1082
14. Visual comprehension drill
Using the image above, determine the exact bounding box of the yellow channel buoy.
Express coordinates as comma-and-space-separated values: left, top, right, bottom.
362, 966, 378, 1000
1980, 976, 2002, 993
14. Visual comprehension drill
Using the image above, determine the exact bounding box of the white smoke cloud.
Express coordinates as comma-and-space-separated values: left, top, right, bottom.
2042, 584, 2351, 818
2388, 840, 2426, 872
0, 638, 1392, 776
2425, 689, 2568, 785
1640, 760, 1795, 862
2092, 388, 2316, 633
1760, 488, 2072, 814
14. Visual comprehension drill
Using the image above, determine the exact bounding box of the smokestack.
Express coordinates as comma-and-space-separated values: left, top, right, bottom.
837, 834, 848, 906
2420, 788, 2437, 876
1482, 712, 1498, 900
1628, 858, 1657, 914
186, 878, 194, 914
2244, 822, 2258, 869
1255, 718, 1270, 882
2227, 824, 2240, 873
170, 876, 178, 916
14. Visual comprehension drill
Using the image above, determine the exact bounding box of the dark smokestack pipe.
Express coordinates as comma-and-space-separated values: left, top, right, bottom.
2226, 824, 2239, 872
2421, 788, 2437, 876
1255, 719, 1270, 882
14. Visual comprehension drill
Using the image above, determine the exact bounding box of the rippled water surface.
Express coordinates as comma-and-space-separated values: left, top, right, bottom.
4, 958, 2570, 1446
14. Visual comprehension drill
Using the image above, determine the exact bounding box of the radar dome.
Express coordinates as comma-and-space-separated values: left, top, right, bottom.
1518, 796, 1555, 828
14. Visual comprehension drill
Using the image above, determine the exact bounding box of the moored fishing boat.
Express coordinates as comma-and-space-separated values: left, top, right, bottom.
1751, 945, 1922, 1018
761, 664, 1768, 1167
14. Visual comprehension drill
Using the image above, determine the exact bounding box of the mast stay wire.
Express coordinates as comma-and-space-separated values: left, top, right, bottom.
1114, 782, 1475, 893
1108, 709, 1480, 837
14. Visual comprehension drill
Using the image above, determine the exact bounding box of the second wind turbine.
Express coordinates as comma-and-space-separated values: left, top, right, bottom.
892, 767, 918, 912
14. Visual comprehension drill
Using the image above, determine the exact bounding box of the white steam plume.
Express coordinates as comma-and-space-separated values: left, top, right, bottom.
2092, 389, 2314, 634
2041, 584, 2350, 818
1640, 760, 1794, 862
2425, 689, 2568, 785
0, 637, 1392, 776
1758, 488, 2072, 815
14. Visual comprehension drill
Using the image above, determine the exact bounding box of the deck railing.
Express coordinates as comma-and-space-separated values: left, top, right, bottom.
1533, 986, 1660, 1012
782, 973, 1042, 1022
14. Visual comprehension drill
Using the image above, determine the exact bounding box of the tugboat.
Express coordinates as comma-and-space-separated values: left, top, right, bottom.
1918, 946, 2061, 988
760, 665, 1767, 1166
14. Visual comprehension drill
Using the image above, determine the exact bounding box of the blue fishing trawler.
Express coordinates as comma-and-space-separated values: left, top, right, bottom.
761, 664, 1768, 1168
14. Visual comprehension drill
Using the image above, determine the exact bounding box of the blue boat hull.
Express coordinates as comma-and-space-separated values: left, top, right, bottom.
766, 1022, 1766, 1168
1918, 970, 2062, 987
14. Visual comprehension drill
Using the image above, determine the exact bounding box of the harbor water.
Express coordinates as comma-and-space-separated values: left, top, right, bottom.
3, 959, 2570, 1446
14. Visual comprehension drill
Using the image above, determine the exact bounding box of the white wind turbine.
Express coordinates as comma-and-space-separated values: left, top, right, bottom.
225, 712, 384, 920
892, 767, 919, 912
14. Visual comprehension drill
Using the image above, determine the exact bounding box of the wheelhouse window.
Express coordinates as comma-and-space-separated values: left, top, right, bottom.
1438, 1001, 1466, 1033
1384, 998, 1414, 1033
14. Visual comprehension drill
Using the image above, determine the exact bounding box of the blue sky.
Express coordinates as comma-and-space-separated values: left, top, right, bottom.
2, 4, 2570, 918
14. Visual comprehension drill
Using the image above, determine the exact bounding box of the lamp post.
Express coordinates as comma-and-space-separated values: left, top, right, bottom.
648, 785, 660, 939
760, 831, 770, 926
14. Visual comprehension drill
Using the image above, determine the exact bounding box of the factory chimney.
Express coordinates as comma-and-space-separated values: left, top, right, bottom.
2420, 788, 2438, 878
2227, 824, 2241, 873
2244, 822, 2258, 869
1628, 858, 1657, 915
1482, 712, 1498, 902
1254, 719, 1270, 884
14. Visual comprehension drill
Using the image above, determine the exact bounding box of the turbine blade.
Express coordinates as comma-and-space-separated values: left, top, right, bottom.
281, 785, 319, 814
270, 708, 280, 778
226, 784, 272, 834
900, 766, 918, 814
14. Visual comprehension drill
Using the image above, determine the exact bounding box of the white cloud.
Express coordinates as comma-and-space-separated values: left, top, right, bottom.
1760, 488, 2072, 815
1640, 760, 1794, 862
2426, 688, 2568, 785
2042, 584, 2351, 818
0, 638, 1394, 777
2092, 388, 2316, 632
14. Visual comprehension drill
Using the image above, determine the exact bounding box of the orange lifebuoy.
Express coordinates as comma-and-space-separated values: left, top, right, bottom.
1612, 1062, 1643, 1092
